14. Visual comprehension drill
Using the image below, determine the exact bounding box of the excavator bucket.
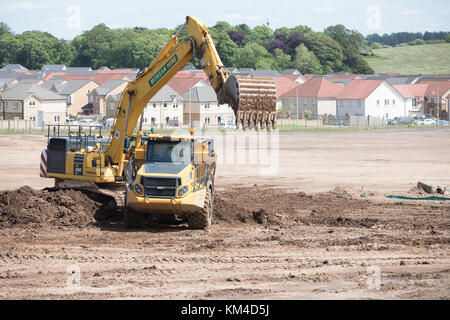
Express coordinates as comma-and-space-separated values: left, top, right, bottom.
218, 76, 277, 130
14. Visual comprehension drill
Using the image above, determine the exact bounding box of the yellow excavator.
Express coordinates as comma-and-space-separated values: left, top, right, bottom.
40, 16, 276, 229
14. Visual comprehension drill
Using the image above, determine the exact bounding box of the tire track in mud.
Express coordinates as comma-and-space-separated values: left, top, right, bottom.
0, 186, 449, 299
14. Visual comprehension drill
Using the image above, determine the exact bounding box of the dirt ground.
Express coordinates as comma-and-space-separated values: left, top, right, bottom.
0, 128, 449, 299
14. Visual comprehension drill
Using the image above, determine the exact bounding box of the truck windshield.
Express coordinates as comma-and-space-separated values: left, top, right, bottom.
146, 140, 192, 163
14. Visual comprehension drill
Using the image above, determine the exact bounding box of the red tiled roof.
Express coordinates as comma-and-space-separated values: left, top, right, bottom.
282, 77, 343, 98
281, 74, 303, 82
329, 74, 361, 80
393, 84, 428, 99
90, 73, 127, 85
272, 77, 298, 98
167, 77, 208, 95
420, 80, 450, 97
336, 79, 384, 99
43, 72, 66, 81
61, 75, 92, 81
304, 74, 313, 79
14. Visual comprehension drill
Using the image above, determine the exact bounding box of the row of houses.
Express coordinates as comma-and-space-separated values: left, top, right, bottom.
280, 75, 450, 120
1, 64, 449, 128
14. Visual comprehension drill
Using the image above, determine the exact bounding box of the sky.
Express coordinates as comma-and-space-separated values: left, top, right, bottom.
0, 0, 449, 39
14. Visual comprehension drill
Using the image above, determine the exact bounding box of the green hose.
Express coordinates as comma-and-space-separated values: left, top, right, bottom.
387, 195, 450, 201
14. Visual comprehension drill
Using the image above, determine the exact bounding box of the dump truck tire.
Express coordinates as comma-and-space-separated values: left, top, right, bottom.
123, 206, 147, 228
188, 188, 213, 230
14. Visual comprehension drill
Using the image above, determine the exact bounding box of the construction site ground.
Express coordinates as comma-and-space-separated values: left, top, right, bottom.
0, 128, 449, 299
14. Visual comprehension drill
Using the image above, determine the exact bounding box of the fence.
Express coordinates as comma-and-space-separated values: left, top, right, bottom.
0, 119, 46, 134
276, 114, 392, 129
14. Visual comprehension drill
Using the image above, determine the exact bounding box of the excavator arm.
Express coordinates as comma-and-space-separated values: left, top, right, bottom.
105, 16, 276, 175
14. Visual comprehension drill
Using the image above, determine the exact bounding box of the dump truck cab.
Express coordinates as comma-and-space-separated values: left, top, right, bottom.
124, 133, 216, 229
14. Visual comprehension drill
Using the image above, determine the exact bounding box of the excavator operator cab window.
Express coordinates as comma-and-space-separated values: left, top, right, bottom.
146, 140, 192, 164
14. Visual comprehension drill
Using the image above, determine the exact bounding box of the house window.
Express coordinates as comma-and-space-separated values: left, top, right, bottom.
29, 101, 36, 106
173, 102, 178, 108
96, 96, 99, 103
384, 99, 389, 105
303, 98, 307, 105
151, 118, 155, 126
228, 116, 233, 124
54, 116, 60, 122
153, 103, 157, 108
392, 99, 395, 105
377, 100, 380, 106
14, 103, 18, 110
164, 103, 167, 108
144, 118, 147, 123
205, 103, 210, 109
205, 117, 210, 124
358, 100, 362, 107
412, 98, 418, 107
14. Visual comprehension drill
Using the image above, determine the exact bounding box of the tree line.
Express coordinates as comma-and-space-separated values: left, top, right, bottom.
6, 21, 447, 75
367, 31, 450, 47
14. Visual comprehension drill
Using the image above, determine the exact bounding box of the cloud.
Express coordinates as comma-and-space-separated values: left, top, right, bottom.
400, 9, 421, 16
222, 14, 262, 22
3, 1, 45, 12
314, 5, 335, 14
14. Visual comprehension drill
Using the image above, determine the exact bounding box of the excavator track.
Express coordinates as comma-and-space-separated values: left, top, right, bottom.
54, 178, 126, 208
221, 75, 277, 130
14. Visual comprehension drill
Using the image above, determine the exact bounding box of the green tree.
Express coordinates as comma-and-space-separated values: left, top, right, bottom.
71, 24, 117, 69
324, 25, 366, 71
209, 28, 238, 67
292, 44, 322, 74
0, 33, 22, 67
234, 43, 274, 69
353, 57, 374, 74
303, 32, 343, 73
370, 42, 383, 49
272, 48, 292, 71
445, 34, 450, 43
244, 25, 273, 47
0, 22, 12, 36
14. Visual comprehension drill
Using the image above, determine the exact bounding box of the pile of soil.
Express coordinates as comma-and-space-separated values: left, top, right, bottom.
0, 186, 117, 228
213, 186, 450, 233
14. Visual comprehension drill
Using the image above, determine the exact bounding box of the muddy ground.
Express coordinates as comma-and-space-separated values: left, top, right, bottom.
0, 129, 449, 299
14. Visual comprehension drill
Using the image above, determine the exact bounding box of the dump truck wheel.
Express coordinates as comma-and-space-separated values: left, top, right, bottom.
123, 206, 147, 229
187, 188, 213, 230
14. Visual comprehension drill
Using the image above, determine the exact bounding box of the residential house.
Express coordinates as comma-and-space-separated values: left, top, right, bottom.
281, 77, 344, 118
0, 83, 66, 125
0, 64, 28, 71
142, 85, 184, 128
282, 69, 301, 75
104, 93, 121, 119
41, 64, 67, 74
181, 85, 234, 127
392, 84, 428, 117
167, 72, 209, 95
419, 81, 450, 119
272, 76, 299, 111
50, 79, 99, 116
336, 80, 405, 119
89, 80, 128, 115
